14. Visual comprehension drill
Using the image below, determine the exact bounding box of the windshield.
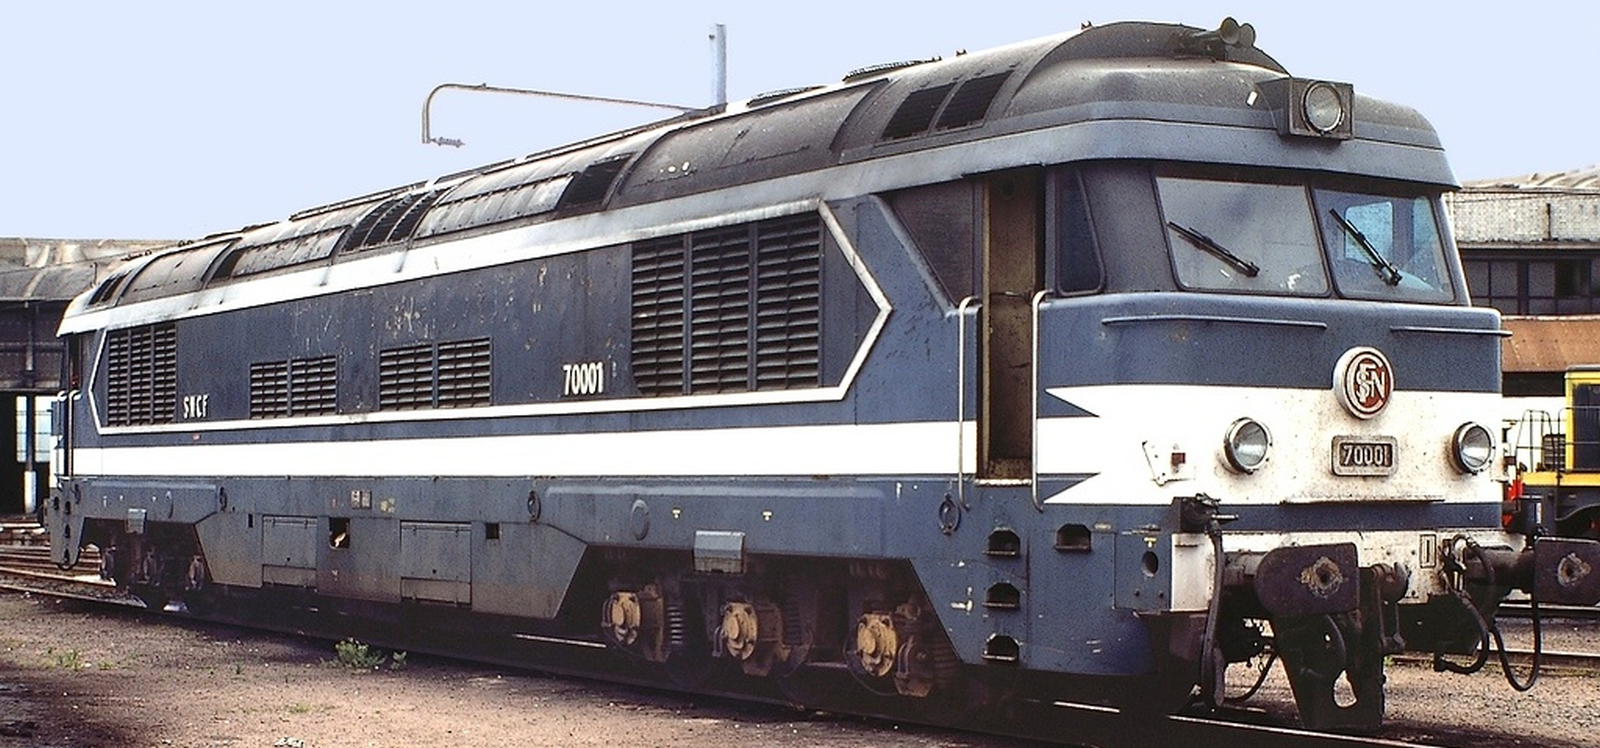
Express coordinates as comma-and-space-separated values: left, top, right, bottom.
1156, 174, 1456, 303
1314, 189, 1454, 303
1159, 177, 1328, 295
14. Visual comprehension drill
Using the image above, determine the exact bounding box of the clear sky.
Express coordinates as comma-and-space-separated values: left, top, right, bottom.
3, 1, 1595, 240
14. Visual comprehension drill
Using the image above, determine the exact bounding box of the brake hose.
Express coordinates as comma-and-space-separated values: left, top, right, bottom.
1224, 649, 1277, 704
1431, 536, 1543, 690
1198, 526, 1226, 708
1488, 593, 1541, 691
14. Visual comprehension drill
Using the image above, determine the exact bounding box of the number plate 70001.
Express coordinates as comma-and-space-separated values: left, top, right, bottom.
1332, 435, 1397, 476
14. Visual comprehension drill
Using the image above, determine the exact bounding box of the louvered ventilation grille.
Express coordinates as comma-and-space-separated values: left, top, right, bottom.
129, 326, 154, 423
631, 214, 822, 397
292, 356, 339, 415
105, 324, 177, 426
881, 82, 956, 140
106, 331, 132, 425
250, 356, 338, 418
689, 228, 753, 393
754, 216, 822, 389
936, 72, 1010, 130
149, 326, 177, 424
379, 344, 435, 410
436, 338, 491, 407
249, 361, 291, 418
631, 237, 687, 396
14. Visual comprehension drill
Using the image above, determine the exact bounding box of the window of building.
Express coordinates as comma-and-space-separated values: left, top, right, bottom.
1462, 255, 1600, 315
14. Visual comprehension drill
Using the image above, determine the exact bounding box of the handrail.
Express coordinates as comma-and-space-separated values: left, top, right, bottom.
1389, 325, 1513, 337
956, 296, 979, 508
1101, 314, 1326, 330
1031, 290, 1052, 512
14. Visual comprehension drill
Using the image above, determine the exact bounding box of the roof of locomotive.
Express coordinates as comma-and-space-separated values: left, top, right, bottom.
68, 19, 1452, 319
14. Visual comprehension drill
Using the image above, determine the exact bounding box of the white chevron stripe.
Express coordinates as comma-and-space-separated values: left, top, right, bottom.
1038, 384, 1503, 506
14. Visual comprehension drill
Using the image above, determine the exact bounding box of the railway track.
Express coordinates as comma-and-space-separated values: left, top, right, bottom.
1010, 700, 1457, 748
0, 519, 49, 546
0, 520, 1584, 748
0, 571, 1490, 748
0, 565, 1442, 747
1391, 647, 1600, 675
1497, 601, 1600, 621
0, 544, 109, 586
0, 544, 101, 574
0, 523, 130, 605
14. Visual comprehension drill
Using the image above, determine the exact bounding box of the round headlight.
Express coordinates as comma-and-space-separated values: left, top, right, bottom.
1302, 82, 1345, 134
1224, 418, 1272, 474
1451, 422, 1494, 474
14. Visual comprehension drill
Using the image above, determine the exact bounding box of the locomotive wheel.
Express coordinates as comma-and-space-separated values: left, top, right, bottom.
910, 666, 1010, 728
662, 650, 715, 689
132, 585, 169, 612
181, 588, 218, 616
775, 663, 834, 708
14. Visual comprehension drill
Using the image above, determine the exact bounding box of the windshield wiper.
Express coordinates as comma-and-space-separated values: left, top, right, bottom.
1326, 209, 1401, 286
1166, 221, 1259, 277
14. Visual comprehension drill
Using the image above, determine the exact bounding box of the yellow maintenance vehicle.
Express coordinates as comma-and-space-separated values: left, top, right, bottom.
1509, 366, 1600, 539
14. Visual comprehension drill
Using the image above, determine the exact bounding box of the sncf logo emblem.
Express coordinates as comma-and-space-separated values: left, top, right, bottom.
1334, 347, 1393, 419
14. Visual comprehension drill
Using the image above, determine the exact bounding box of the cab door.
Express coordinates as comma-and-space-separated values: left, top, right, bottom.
979, 170, 1044, 481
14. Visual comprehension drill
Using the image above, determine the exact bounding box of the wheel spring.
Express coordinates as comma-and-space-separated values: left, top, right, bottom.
782, 597, 806, 648
929, 635, 962, 687
664, 603, 689, 653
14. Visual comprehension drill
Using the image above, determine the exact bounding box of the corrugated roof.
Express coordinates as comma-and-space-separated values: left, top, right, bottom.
1447, 165, 1600, 243
0, 238, 169, 302
0, 237, 166, 267
1502, 316, 1600, 372
1463, 165, 1600, 191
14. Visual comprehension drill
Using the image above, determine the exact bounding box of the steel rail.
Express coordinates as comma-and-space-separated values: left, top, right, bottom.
1498, 601, 1600, 621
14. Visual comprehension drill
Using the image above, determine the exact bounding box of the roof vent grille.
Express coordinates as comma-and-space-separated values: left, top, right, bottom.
558, 155, 634, 209
881, 83, 956, 140
843, 58, 939, 82
342, 190, 447, 252
936, 72, 1011, 130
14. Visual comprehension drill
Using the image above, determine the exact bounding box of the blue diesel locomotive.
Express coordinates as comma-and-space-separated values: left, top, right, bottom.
45, 19, 1600, 735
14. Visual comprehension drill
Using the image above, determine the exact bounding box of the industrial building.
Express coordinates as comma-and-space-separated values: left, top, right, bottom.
0, 238, 166, 515
1449, 165, 1600, 404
